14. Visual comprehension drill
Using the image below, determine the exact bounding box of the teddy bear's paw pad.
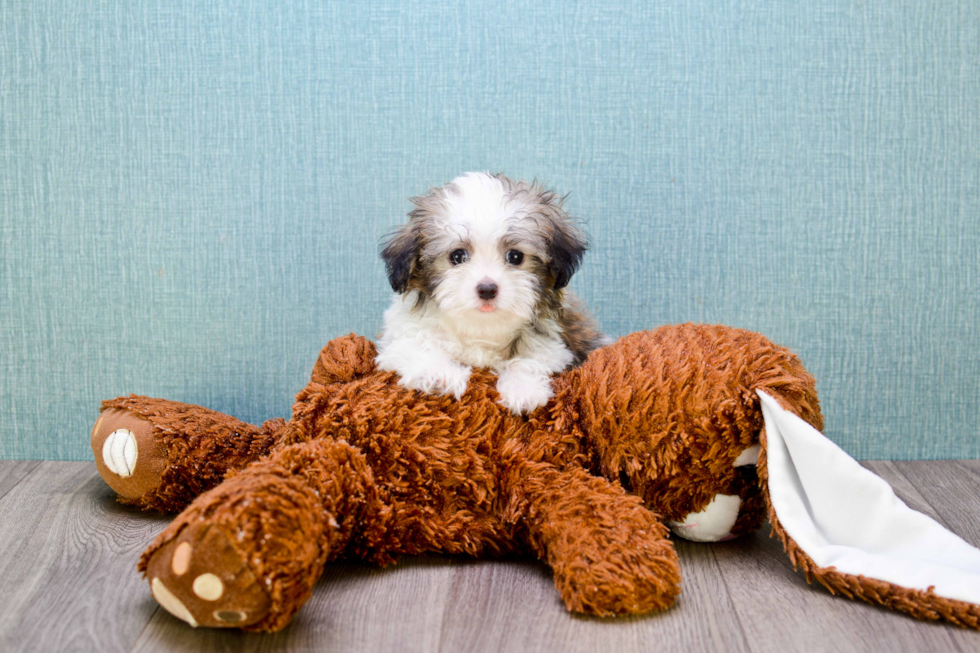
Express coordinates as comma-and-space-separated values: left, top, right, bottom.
151, 577, 200, 627
103, 428, 137, 476
733, 444, 760, 467
669, 493, 742, 542
91, 408, 169, 499
144, 522, 271, 629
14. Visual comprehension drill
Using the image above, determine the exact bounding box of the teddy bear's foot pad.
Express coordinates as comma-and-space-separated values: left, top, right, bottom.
144, 521, 271, 629
91, 408, 169, 500
669, 493, 742, 542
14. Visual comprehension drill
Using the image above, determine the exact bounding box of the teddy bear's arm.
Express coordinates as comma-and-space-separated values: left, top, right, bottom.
91, 334, 383, 512
93, 396, 286, 512
513, 461, 682, 616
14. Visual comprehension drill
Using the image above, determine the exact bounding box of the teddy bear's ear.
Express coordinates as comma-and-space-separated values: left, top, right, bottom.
380, 222, 422, 294
310, 334, 378, 386
758, 390, 980, 623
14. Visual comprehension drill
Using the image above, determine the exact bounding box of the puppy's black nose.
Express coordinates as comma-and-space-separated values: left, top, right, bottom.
477, 282, 498, 300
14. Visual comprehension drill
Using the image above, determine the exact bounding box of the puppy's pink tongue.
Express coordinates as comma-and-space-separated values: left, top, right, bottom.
479, 305, 496, 313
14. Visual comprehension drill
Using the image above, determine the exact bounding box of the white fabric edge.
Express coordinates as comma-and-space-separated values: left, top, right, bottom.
758, 390, 980, 604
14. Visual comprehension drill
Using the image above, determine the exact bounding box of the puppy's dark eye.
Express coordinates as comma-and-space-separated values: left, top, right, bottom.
449, 249, 468, 265
506, 249, 524, 266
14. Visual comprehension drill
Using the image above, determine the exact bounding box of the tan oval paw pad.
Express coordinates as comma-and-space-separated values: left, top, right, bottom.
214, 609, 247, 623
172, 542, 192, 576
151, 578, 198, 628
192, 573, 224, 601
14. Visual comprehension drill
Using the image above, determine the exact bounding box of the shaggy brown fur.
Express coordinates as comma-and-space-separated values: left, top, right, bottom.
91, 324, 980, 632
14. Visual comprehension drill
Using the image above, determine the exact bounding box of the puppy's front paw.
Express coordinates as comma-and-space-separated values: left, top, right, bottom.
496, 369, 554, 414
399, 360, 471, 399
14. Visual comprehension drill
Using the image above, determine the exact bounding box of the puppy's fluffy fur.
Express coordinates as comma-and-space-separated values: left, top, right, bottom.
376, 172, 607, 414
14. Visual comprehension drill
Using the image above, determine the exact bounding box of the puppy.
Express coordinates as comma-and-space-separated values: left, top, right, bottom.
376, 172, 607, 414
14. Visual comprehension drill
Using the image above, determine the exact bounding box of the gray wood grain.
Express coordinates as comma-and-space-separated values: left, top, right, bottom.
713, 529, 971, 653
876, 460, 980, 653
1, 460, 979, 652
133, 556, 456, 653
0, 460, 40, 501
711, 460, 980, 653
0, 462, 170, 653
433, 554, 733, 653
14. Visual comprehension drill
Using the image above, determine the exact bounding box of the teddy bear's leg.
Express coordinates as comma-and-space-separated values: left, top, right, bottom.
516, 463, 682, 616
92, 396, 285, 512
139, 438, 387, 632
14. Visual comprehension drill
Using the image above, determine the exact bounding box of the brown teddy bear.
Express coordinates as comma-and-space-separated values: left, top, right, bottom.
91, 324, 980, 632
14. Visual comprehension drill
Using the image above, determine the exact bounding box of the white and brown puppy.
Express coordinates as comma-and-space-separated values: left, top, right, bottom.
376, 172, 607, 414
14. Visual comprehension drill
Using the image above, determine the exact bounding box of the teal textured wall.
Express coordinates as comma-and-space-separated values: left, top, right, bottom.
2, 1, 978, 460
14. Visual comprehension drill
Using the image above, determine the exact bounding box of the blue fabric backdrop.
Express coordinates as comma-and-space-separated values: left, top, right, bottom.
2, 1, 978, 460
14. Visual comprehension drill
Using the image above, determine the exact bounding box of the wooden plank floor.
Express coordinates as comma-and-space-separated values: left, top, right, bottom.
0, 460, 977, 653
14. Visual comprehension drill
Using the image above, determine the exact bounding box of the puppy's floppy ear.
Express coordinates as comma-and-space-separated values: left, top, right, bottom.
516, 179, 589, 290
380, 222, 422, 293
546, 218, 588, 290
